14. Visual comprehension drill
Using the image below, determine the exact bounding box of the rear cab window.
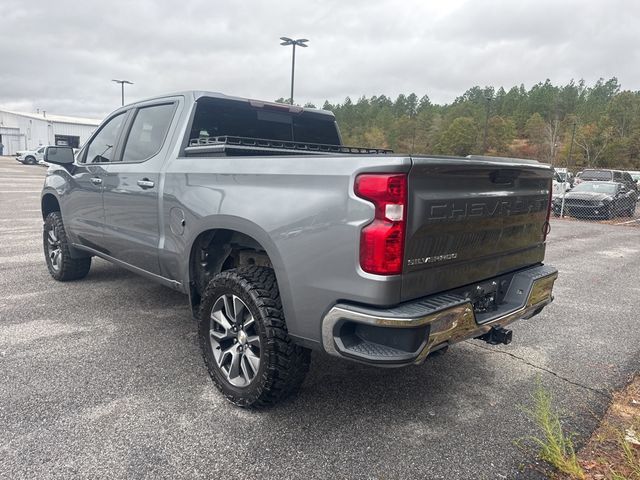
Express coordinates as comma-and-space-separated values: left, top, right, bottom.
582, 170, 613, 181
188, 97, 341, 146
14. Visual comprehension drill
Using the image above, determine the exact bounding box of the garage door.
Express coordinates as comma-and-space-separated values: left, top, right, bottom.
0, 129, 23, 156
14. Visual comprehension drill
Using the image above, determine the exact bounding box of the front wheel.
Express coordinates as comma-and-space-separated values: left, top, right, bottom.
43, 211, 91, 281
25, 156, 36, 165
605, 205, 615, 220
199, 266, 310, 408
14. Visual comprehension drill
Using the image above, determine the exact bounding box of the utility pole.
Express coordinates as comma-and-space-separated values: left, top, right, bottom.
279, 37, 308, 105
560, 122, 577, 218
112, 79, 133, 106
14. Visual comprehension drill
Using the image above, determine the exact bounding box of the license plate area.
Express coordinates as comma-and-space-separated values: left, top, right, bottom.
472, 288, 498, 314
465, 278, 511, 319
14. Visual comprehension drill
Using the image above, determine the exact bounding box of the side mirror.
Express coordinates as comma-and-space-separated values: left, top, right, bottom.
44, 146, 75, 165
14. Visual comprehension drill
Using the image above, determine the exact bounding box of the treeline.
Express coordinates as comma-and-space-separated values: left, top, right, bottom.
307, 78, 640, 169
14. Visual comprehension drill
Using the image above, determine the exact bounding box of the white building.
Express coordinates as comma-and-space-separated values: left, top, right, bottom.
0, 109, 102, 155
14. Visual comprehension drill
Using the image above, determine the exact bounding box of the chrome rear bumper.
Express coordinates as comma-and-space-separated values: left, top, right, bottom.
321, 264, 558, 366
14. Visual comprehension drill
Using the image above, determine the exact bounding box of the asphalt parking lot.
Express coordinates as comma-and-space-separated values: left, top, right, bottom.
1, 156, 639, 480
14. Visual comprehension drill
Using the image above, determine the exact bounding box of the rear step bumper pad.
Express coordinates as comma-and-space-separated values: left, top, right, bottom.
321, 264, 558, 366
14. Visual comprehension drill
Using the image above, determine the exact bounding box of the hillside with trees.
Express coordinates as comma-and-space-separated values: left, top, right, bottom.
300, 78, 640, 170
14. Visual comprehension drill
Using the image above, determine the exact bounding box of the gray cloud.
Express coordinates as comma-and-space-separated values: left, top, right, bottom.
1, 0, 639, 119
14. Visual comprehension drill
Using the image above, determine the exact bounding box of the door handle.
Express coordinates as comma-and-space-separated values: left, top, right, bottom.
90, 177, 102, 185
137, 178, 155, 189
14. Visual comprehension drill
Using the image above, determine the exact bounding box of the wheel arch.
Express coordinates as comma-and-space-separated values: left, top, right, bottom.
41, 192, 61, 220
185, 218, 293, 324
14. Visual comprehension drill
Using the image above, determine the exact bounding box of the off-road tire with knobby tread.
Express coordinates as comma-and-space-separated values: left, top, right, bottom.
43, 211, 91, 281
199, 266, 310, 408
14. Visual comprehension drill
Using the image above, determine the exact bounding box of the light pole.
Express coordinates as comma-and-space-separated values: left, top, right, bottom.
112, 79, 133, 106
279, 37, 308, 105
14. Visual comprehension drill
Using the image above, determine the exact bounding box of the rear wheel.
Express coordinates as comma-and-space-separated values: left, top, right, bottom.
199, 266, 310, 408
626, 202, 636, 217
43, 211, 91, 281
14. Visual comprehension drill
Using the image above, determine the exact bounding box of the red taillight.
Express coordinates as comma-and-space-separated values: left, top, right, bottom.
355, 173, 407, 275
543, 179, 552, 241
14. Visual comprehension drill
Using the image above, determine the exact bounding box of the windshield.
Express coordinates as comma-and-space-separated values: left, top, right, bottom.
581, 170, 613, 181
572, 182, 617, 194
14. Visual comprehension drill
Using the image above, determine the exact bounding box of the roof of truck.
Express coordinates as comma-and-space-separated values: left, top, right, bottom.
125, 90, 335, 118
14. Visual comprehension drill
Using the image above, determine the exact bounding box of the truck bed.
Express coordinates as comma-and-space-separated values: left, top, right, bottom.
185, 135, 393, 157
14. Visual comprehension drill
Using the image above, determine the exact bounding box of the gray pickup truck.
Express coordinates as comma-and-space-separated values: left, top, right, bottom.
40, 91, 557, 407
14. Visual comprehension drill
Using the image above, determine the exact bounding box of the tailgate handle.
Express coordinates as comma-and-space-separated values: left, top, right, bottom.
490, 170, 520, 184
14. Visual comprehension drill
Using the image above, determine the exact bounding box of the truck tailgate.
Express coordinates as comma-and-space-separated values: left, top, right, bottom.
402, 156, 552, 301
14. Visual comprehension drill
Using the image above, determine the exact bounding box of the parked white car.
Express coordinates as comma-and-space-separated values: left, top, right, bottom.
15, 146, 46, 165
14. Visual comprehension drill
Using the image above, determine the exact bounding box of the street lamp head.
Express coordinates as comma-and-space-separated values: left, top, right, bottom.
280, 37, 309, 47
112, 79, 133, 107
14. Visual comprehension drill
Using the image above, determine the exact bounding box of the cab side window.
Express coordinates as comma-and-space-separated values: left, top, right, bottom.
84, 113, 126, 164
121, 103, 175, 162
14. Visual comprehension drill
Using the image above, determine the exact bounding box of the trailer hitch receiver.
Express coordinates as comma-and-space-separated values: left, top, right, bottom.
479, 326, 513, 345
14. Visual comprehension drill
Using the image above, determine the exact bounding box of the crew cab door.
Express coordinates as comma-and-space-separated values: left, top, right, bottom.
100, 101, 177, 274
65, 111, 129, 251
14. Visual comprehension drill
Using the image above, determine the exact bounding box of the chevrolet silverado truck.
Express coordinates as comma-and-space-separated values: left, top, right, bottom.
40, 91, 558, 407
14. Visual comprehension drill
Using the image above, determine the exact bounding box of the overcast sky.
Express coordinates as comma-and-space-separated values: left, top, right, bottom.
1, 0, 639, 119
